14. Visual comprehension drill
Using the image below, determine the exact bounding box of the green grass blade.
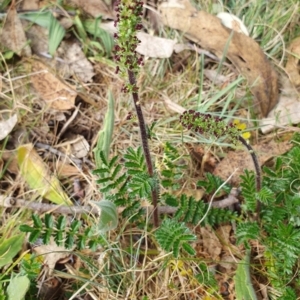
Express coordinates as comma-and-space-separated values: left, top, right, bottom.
94, 91, 115, 168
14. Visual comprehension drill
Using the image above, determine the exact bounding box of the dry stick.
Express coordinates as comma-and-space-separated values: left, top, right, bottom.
0, 197, 100, 215
56, 103, 81, 141
128, 70, 159, 227
0, 195, 239, 215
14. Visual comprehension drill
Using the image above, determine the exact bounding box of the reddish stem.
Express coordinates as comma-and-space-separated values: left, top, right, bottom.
128, 70, 159, 227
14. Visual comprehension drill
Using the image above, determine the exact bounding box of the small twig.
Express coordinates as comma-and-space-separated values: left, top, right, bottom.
56, 104, 81, 141
211, 188, 240, 208
0, 195, 239, 216
0, 196, 100, 215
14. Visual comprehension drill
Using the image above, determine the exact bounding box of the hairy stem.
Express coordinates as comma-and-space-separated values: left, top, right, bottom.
128, 70, 159, 227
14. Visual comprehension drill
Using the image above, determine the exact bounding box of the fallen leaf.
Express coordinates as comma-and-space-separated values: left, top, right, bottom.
20, 0, 39, 10
1, 150, 18, 174
25, 26, 94, 82
218, 254, 237, 272
0, 114, 17, 140
217, 12, 249, 36
0, 7, 31, 56
17, 143, 73, 205
23, 21, 49, 55
56, 163, 81, 177
136, 32, 177, 58
34, 238, 71, 275
70, 135, 90, 159
213, 139, 292, 185
57, 41, 95, 82
66, 0, 113, 19
158, 0, 279, 117
200, 227, 222, 261
260, 76, 299, 134
260, 38, 300, 133
30, 59, 76, 110
285, 37, 300, 88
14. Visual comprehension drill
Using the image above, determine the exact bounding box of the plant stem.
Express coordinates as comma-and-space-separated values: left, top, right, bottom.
238, 136, 261, 214
237, 137, 261, 299
128, 70, 159, 227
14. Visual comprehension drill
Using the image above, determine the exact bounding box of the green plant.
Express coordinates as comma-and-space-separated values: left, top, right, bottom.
0, 234, 25, 270
113, 0, 160, 226
20, 200, 118, 250
160, 142, 186, 190
234, 136, 300, 298
19, 11, 65, 56
155, 218, 196, 257
164, 192, 236, 226
0, 0, 298, 299
20, 214, 101, 250
179, 109, 300, 297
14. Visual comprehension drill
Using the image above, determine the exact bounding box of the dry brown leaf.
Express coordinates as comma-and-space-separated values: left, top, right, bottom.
260, 76, 300, 133
20, 0, 39, 10
217, 12, 249, 36
260, 38, 300, 133
285, 37, 300, 88
25, 26, 94, 82
136, 32, 177, 58
216, 224, 232, 247
57, 41, 95, 83
158, 0, 279, 117
58, 133, 90, 158
34, 238, 72, 275
66, 0, 113, 19
0, 7, 31, 57
30, 60, 76, 110
213, 140, 292, 185
55, 163, 81, 177
24, 23, 48, 55
0, 114, 18, 140
200, 227, 222, 261
1, 150, 19, 174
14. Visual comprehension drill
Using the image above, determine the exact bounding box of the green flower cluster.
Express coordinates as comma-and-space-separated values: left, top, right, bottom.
180, 110, 241, 143
114, 0, 144, 93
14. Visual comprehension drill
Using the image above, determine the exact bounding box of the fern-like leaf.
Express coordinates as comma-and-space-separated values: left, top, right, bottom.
236, 222, 260, 246
256, 186, 275, 205
155, 218, 196, 257
240, 170, 257, 212
170, 194, 236, 226
197, 173, 231, 195
124, 147, 146, 173
128, 173, 153, 199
